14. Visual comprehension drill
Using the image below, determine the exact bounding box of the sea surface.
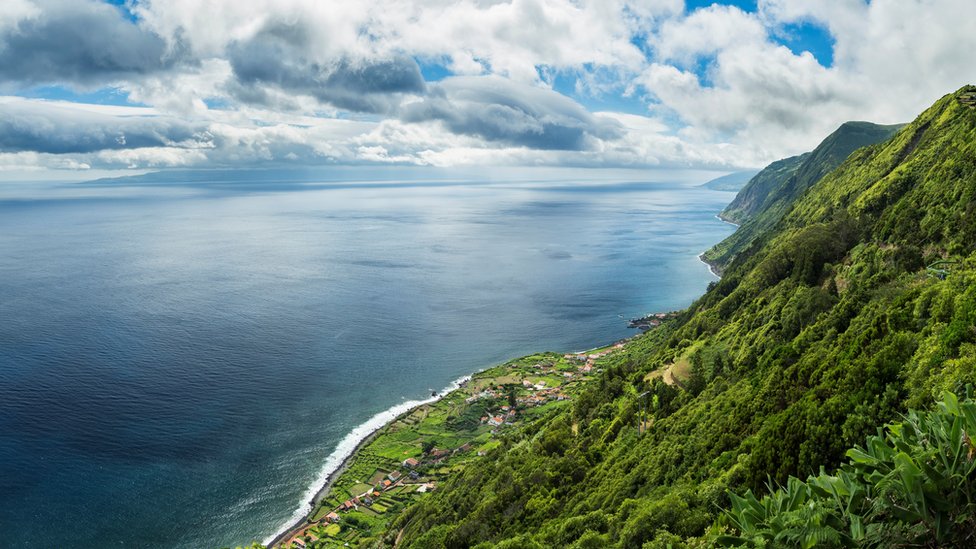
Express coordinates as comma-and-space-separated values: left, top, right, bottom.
0, 168, 736, 548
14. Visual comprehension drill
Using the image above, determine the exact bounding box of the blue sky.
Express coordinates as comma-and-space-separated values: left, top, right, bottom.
0, 0, 972, 177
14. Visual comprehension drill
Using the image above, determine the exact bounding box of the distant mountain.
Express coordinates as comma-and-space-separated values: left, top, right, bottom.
703, 121, 903, 272
698, 170, 759, 192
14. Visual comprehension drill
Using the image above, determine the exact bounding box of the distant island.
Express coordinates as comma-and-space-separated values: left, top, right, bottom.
697, 171, 759, 192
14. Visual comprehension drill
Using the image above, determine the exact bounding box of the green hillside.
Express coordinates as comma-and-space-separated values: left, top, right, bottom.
717, 391, 976, 547
273, 87, 976, 549
704, 121, 903, 272
718, 154, 808, 225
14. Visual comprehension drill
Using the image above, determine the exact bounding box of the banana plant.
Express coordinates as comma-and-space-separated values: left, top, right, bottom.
715, 392, 976, 548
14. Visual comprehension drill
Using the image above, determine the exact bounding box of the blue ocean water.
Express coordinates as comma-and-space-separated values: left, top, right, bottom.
0, 169, 735, 548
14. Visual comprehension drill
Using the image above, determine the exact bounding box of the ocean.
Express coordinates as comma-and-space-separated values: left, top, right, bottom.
0, 168, 736, 548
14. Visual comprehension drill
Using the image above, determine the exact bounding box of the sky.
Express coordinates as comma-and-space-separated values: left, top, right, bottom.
1, 0, 975, 178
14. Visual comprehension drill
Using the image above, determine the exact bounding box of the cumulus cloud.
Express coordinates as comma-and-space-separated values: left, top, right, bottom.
400, 76, 623, 150
2, 0, 976, 174
635, 1, 976, 158
0, 96, 381, 169
132, 0, 664, 81
0, 0, 183, 87
226, 21, 425, 113
0, 98, 208, 154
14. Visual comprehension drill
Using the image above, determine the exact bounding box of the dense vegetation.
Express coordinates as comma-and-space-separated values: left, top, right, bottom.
718, 392, 976, 548
703, 121, 903, 271
341, 87, 976, 548
718, 154, 807, 224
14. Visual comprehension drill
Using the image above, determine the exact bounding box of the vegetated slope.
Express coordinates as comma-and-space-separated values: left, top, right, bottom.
699, 171, 760, 192
718, 154, 808, 224
704, 121, 903, 272
717, 392, 976, 548
362, 87, 976, 549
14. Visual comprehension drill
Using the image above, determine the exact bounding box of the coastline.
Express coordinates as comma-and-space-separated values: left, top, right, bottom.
264, 375, 472, 547
265, 428, 379, 547
697, 212, 736, 279
263, 209, 733, 547
715, 212, 740, 227
698, 253, 722, 279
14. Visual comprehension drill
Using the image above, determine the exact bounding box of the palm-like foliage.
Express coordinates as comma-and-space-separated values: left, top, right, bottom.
716, 392, 976, 548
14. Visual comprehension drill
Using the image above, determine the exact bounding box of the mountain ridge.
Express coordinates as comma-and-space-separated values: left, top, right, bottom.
702, 120, 904, 273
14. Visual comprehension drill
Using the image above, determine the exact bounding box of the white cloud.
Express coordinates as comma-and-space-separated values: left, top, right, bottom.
399, 76, 623, 150
0, 0, 40, 33
2, 0, 976, 174
635, 0, 976, 161
653, 5, 767, 64
133, 0, 664, 81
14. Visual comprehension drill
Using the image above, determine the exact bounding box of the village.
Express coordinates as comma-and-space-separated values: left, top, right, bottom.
627, 310, 681, 331
274, 341, 629, 548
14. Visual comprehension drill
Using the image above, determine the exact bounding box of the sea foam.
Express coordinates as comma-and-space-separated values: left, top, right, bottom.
264, 374, 472, 545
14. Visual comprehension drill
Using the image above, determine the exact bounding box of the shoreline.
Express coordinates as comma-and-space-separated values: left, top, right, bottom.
715, 212, 740, 227
698, 253, 722, 279
263, 210, 733, 547
264, 375, 472, 547
697, 212, 736, 279
265, 427, 380, 547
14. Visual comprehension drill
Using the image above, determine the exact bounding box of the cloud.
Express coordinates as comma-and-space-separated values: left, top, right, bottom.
0, 0, 183, 87
2, 0, 976, 175
225, 21, 426, 113
638, 4, 857, 154
0, 94, 742, 172
400, 76, 623, 150
0, 96, 390, 169
0, 98, 208, 154
653, 4, 767, 65
132, 0, 664, 81
634, 1, 976, 159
